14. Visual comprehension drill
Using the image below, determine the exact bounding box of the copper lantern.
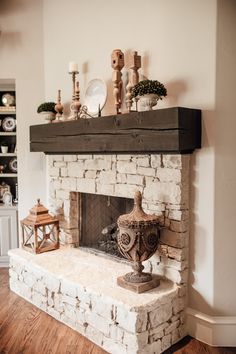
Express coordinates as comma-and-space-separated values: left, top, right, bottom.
21, 199, 60, 254
117, 191, 160, 293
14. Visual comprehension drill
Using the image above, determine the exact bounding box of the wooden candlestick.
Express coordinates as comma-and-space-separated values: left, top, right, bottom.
125, 51, 141, 112
111, 49, 124, 114
68, 70, 80, 120
54, 89, 64, 122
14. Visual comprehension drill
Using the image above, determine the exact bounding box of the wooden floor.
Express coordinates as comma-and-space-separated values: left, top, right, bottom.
0, 268, 235, 354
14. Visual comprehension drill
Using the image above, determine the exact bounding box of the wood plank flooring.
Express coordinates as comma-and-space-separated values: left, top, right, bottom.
0, 268, 235, 354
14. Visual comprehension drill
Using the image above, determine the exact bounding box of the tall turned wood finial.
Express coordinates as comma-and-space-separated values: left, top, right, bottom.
55, 89, 64, 122
125, 51, 141, 112
111, 49, 124, 114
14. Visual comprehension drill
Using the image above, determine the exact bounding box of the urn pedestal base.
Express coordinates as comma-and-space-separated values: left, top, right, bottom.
117, 274, 160, 294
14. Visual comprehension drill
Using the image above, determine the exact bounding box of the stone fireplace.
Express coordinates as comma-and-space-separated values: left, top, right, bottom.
9, 108, 199, 353
9, 152, 190, 354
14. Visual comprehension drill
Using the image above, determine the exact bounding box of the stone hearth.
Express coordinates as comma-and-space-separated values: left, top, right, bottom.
9, 248, 186, 354
9, 153, 190, 353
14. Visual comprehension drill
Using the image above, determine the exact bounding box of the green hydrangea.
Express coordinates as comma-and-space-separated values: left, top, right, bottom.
132, 80, 167, 99
37, 102, 56, 114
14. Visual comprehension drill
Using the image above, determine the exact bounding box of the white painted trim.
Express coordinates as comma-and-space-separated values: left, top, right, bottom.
186, 307, 236, 347
0, 255, 9, 267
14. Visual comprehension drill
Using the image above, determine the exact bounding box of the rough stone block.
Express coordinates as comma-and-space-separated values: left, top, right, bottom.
67, 161, 84, 177
149, 304, 172, 328
64, 155, 77, 162
156, 168, 182, 183
49, 167, 60, 177
116, 307, 147, 333
84, 158, 111, 171
170, 220, 188, 233
165, 320, 180, 335
61, 167, 68, 177
162, 155, 190, 169
172, 297, 185, 315
52, 155, 64, 162
54, 161, 67, 168
161, 333, 171, 352
56, 189, 70, 200
148, 322, 168, 343
98, 170, 116, 184
87, 312, 110, 336
167, 246, 187, 261
85, 170, 97, 179
77, 178, 96, 193
117, 154, 131, 161
144, 182, 182, 205
43, 274, 60, 293
117, 161, 137, 174
96, 183, 114, 196
137, 166, 155, 177
160, 229, 186, 248
61, 279, 77, 298
115, 183, 141, 198
150, 155, 161, 168
133, 156, 150, 167
61, 178, 77, 191
123, 330, 148, 350
138, 340, 161, 354
117, 173, 127, 183
127, 174, 144, 186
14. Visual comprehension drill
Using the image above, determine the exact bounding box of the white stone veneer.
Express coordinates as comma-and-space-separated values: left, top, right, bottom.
9, 248, 186, 354
48, 154, 190, 286
9, 153, 190, 353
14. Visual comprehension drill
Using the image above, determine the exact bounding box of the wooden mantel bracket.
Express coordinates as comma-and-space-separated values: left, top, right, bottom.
30, 107, 201, 155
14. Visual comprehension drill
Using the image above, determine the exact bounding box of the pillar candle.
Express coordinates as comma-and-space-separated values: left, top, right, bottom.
69, 62, 78, 72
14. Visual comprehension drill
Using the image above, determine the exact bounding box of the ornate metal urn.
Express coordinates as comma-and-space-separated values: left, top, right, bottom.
117, 191, 160, 293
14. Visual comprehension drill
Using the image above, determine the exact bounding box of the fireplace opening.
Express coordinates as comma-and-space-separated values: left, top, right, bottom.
79, 193, 133, 258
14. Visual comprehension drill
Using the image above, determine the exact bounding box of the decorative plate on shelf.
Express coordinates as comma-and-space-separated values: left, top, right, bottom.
2, 93, 15, 107
2, 116, 16, 132
84, 79, 107, 117
9, 157, 17, 173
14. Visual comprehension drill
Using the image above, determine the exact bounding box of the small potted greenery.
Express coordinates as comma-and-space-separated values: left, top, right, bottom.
37, 102, 56, 123
131, 79, 167, 111
0, 141, 8, 153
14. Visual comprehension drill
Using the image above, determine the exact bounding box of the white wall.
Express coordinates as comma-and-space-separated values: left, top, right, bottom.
214, 0, 236, 316
43, 0, 218, 314
0, 0, 46, 220
3, 0, 235, 322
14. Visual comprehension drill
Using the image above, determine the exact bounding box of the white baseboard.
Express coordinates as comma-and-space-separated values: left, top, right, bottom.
0, 255, 9, 267
186, 307, 236, 347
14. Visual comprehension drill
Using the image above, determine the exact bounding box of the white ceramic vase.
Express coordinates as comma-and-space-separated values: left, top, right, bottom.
1, 145, 8, 153
139, 94, 159, 111
40, 111, 56, 123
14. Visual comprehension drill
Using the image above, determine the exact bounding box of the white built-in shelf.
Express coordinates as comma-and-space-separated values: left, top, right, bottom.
0, 173, 17, 177
0, 132, 16, 136
0, 111, 16, 115
0, 153, 17, 157
0, 204, 18, 210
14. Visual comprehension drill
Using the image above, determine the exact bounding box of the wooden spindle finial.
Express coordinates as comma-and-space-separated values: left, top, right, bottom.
111, 49, 124, 114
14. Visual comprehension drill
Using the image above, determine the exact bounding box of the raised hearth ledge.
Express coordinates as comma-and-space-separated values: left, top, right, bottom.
9, 248, 186, 354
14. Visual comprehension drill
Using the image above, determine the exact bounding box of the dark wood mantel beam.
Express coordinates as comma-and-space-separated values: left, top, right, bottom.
30, 107, 201, 154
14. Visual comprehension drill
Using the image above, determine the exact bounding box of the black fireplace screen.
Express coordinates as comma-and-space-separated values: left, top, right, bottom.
79, 193, 133, 257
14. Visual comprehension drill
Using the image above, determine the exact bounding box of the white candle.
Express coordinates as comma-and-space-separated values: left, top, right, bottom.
69, 61, 78, 72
